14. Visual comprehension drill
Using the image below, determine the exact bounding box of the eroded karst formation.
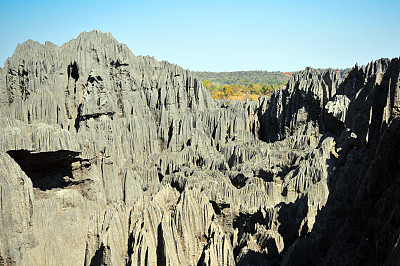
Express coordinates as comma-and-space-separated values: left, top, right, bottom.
0, 30, 399, 265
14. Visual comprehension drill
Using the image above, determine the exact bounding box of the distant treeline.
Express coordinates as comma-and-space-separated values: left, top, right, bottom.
193, 70, 291, 100
193, 70, 290, 87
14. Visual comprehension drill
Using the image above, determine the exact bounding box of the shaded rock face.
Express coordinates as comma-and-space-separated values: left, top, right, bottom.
0, 30, 399, 265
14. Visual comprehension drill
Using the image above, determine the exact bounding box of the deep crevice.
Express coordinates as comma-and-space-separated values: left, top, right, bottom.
67, 61, 79, 82
74, 103, 83, 132
158, 172, 164, 182
90, 244, 105, 266
170, 179, 184, 193
111, 60, 129, 68
81, 111, 115, 121
156, 223, 166, 266
167, 122, 173, 148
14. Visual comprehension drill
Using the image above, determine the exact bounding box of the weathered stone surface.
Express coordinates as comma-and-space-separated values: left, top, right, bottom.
0, 153, 34, 265
0, 30, 399, 265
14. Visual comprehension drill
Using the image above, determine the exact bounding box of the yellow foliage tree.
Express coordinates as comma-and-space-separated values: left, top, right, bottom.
202, 80, 211, 90
223, 85, 232, 96
216, 91, 225, 99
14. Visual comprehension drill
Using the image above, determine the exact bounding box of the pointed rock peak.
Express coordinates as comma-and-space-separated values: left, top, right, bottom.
78, 29, 105, 37
13, 39, 62, 58
76, 29, 118, 43
44, 41, 58, 47
12, 39, 56, 60
16, 39, 42, 50
295, 66, 318, 78
59, 29, 124, 54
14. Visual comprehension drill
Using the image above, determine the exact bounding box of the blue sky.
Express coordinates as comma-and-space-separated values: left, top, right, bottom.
1, 0, 399, 71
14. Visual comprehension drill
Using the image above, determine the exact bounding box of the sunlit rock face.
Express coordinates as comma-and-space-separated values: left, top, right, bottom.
0, 29, 399, 265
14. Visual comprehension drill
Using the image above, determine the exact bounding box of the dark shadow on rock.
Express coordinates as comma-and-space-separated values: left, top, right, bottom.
90, 243, 106, 266
259, 81, 341, 143
210, 200, 230, 215
236, 250, 269, 266
157, 223, 166, 266
277, 195, 309, 252
282, 58, 400, 265
230, 173, 248, 189
6, 149, 82, 191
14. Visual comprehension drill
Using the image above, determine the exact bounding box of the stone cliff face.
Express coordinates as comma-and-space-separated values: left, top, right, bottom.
0, 30, 399, 265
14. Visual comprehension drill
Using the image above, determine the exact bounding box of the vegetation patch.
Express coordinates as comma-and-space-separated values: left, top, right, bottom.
194, 71, 290, 101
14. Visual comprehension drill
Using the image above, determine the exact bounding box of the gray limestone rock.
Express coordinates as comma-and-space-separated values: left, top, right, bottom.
0, 30, 399, 265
